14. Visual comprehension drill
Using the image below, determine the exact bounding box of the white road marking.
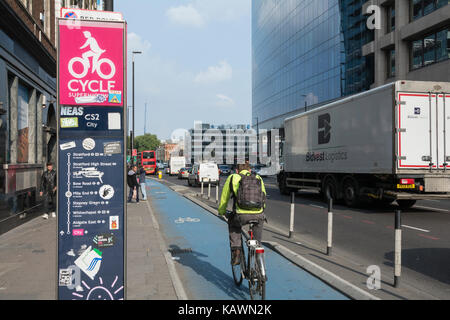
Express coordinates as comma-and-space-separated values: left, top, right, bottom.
310, 204, 325, 209
402, 225, 430, 233
415, 205, 450, 213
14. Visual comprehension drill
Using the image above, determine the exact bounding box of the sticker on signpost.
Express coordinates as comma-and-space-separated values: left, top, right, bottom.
82, 138, 96, 151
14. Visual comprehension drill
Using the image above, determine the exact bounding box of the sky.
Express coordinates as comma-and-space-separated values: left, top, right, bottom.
115, 0, 252, 141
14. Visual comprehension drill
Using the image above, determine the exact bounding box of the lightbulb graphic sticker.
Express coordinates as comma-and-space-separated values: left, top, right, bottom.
71, 275, 124, 300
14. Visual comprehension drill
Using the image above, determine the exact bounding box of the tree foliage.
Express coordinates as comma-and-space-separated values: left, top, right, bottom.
134, 134, 161, 152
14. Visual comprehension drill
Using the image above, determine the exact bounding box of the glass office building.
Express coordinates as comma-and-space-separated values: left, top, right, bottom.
252, 0, 374, 128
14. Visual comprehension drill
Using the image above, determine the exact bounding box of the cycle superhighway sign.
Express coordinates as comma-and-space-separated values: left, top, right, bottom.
58, 19, 124, 107
57, 17, 127, 300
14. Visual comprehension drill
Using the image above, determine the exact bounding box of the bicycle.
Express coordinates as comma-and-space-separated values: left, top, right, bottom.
68, 54, 116, 80
225, 211, 267, 300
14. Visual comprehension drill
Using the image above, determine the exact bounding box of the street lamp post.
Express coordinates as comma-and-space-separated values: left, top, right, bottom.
127, 105, 132, 161
254, 117, 259, 164
302, 94, 308, 111
132, 51, 142, 164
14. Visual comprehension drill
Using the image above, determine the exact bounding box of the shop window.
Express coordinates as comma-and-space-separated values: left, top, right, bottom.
17, 83, 30, 164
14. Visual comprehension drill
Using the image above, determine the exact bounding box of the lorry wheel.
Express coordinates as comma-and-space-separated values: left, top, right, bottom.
396, 200, 416, 210
342, 178, 361, 207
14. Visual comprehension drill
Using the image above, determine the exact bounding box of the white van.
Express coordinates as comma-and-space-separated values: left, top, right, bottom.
169, 156, 186, 176
188, 162, 219, 186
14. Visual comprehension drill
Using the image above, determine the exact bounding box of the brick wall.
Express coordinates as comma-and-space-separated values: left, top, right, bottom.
4, 0, 56, 59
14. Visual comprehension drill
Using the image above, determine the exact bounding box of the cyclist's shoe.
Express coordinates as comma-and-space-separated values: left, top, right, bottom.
231, 249, 241, 266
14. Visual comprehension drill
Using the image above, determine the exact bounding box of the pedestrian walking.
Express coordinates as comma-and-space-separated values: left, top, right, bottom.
40, 162, 57, 219
139, 166, 147, 201
127, 165, 140, 203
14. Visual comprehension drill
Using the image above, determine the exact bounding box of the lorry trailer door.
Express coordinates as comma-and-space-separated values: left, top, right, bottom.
397, 92, 438, 170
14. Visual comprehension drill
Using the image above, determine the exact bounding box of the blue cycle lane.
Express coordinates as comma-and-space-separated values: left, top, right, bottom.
146, 180, 348, 300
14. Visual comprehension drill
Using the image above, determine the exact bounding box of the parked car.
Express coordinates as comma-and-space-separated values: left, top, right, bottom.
177, 167, 190, 179
188, 162, 219, 187
218, 165, 231, 176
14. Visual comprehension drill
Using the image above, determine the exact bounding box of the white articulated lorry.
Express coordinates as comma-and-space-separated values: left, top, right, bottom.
277, 80, 450, 209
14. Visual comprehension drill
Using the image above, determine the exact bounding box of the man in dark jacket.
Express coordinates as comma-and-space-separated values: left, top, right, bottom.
127, 165, 139, 203
138, 166, 147, 201
40, 162, 57, 219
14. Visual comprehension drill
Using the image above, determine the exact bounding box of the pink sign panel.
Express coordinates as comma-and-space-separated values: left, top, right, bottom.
72, 229, 85, 236
59, 20, 125, 106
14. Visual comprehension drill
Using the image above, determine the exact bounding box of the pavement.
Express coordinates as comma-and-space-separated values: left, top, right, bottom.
0, 190, 178, 300
0, 179, 356, 300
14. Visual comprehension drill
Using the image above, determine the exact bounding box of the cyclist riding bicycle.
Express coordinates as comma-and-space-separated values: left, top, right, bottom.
218, 163, 266, 266
80, 31, 106, 72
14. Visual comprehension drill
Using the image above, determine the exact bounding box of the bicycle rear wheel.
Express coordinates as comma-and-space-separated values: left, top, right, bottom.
248, 251, 265, 300
231, 242, 245, 287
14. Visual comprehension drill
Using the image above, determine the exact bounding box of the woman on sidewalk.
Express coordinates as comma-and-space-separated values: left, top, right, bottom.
139, 166, 147, 201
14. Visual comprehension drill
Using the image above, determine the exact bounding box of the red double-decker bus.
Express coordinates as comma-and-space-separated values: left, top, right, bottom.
137, 150, 157, 175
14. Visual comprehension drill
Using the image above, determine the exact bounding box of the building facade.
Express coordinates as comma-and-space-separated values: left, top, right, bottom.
252, 0, 449, 131
0, 0, 57, 233
185, 122, 257, 166
0, 0, 114, 234
362, 0, 450, 87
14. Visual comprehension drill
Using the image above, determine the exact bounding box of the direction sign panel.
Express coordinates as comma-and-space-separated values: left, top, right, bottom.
59, 20, 124, 107
57, 17, 127, 300
61, 8, 124, 21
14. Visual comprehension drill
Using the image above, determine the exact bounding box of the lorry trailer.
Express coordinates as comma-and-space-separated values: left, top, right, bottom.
277, 81, 450, 208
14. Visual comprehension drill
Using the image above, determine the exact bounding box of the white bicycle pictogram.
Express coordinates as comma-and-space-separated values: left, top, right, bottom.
68, 31, 116, 80
174, 217, 200, 224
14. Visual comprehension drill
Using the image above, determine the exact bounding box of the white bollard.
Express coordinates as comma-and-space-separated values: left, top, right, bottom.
215, 184, 219, 204
289, 192, 295, 238
327, 198, 333, 256
208, 179, 211, 200
394, 210, 402, 288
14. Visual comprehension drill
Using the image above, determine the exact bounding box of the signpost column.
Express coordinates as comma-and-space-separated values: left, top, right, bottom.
56, 17, 127, 300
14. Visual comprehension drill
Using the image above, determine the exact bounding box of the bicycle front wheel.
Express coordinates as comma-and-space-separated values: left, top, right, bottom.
248, 251, 265, 300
